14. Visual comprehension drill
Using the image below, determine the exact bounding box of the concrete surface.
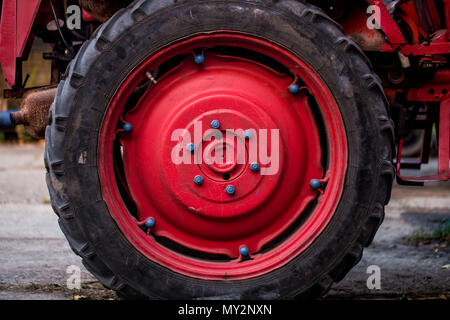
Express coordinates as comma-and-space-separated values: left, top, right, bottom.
0, 143, 448, 300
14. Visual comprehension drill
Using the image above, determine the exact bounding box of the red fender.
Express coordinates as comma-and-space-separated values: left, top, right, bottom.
0, 0, 42, 87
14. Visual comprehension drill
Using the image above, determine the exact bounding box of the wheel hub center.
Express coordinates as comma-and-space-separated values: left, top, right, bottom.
200, 133, 246, 181
118, 51, 324, 258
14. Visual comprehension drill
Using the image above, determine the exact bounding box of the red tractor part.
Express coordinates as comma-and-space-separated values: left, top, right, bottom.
0, 0, 41, 87
99, 33, 348, 279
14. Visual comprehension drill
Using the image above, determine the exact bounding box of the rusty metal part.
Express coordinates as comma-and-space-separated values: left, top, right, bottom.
79, 0, 133, 22
10, 86, 57, 139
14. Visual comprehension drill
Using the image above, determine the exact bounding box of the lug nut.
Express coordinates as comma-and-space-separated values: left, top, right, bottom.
145, 218, 155, 228
225, 185, 235, 195
310, 179, 322, 190
289, 84, 300, 94
211, 120, 220, 129
250, 162, 260, 172
194, 54, 205, 65
123, 123, 133, 132
244, 130, 252, 140
194, 175, 204, 185
187, 143, 195, 152
240, 246, 250, 257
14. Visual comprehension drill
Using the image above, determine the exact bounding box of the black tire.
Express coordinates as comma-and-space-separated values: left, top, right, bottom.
45, 0, 395, 299
402, 130, 424, 157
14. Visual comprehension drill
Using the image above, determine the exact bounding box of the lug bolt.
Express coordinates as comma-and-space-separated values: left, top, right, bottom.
240, 246, 250, 257
225, 185, 235, 195
211, 120, 220, 129
194, 175, 204, 185
250, 162, 260, 172
244, 130, 252, 140
145, 218, 155, 228
310, 179, 322, 190
289, 84, 300, 94
194, 54, 205, 65
123, 123, 133, 132
187, 143, 195, 152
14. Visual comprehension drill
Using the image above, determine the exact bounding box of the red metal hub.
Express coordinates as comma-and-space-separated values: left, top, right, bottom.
99, 33, 348, 280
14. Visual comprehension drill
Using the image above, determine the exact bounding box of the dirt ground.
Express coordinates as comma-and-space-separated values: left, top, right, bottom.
0, 143, 448, 300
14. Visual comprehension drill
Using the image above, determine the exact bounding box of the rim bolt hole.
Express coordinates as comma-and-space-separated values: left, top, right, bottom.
194, 54, 205, 65
187, 143, 195, 152
244, 130, 252, 140
145, 218, 155, 228
225, 185, 235, 195
123, 123, 133, 132
289, 84, 300, 94
239, 246, 250, 257
310, 179, 322, 190
211, 120, 220, 129
194, 175, 204, 185
250, 162, 260, 172
222, 173, 231, 180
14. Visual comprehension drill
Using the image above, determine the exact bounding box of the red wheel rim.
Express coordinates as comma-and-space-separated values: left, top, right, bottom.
99, 33, 348, 280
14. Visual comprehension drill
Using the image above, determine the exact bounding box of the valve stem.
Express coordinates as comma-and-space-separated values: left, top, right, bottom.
145, 71, 158, 84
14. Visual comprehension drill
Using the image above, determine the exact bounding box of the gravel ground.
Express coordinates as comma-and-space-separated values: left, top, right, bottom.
0, 143, 448, 300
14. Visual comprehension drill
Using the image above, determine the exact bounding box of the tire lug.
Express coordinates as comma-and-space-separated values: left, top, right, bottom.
225, 185, 235, 195
194, 54, 205, 65
289, 84, 300, 94
239, 246, 250, 257
145, 218, 155, 228
123, 123, 133, 132
250, 162, 260, 172
211, 120, 220, 129
194, 175, 204, 185
310, 179, 322, 190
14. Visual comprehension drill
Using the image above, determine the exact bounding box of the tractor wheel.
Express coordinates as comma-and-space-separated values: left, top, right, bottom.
45, 0, 395, 299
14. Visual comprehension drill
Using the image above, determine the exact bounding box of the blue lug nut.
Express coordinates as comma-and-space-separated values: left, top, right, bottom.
145, 218, 155, 228
123, 123, 133, 132
194, 175, 204, 185
244, 130, 252, 140
225, 185, 235, 195
289, 84, 300, 94
310, 179, 322, 190
250, 162, 260, 172
194, 54, 205, 65
211, 120, 220, 129
187, 143, 195, 152
240, 246, 250, 257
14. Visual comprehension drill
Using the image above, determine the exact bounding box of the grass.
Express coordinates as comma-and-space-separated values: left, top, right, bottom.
406, 219, 450, 246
